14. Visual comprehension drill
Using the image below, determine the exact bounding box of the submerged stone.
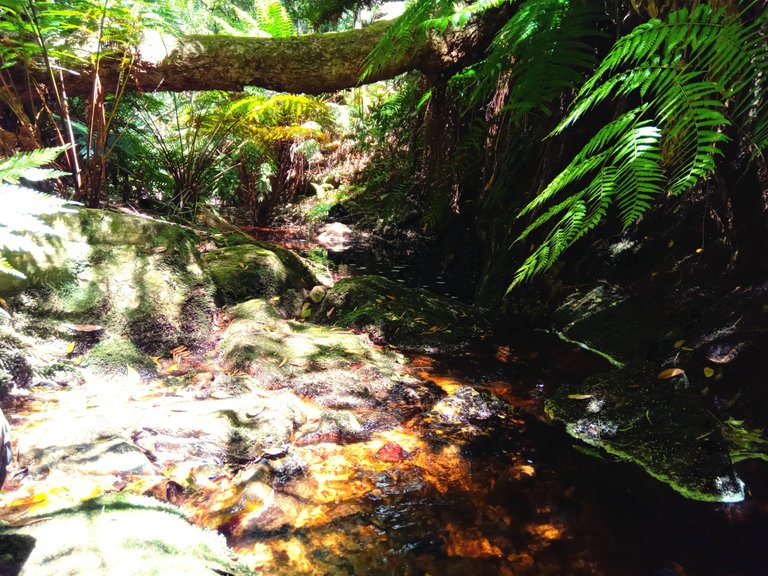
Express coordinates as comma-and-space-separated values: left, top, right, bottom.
424, 386, 520, 448
545, 365, 744, 503
312, 275, 490, 352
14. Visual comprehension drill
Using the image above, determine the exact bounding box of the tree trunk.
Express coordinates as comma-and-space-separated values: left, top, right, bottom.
7, 8, 511, 98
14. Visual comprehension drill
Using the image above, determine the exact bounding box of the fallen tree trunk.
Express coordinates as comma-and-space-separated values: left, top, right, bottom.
9, 9, 510, 97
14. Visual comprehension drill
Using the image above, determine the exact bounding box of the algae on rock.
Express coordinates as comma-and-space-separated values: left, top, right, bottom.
1, 208, 216, 357
219, 299, 415, 410
202, 242, 316, 306
312, 275, 490, 352
545, 364, 745, 502
0, 494, 250, 576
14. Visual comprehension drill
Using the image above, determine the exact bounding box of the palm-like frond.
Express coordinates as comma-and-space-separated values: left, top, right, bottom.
462, 0, 605, 122
510, 3, 768, 289
362, 0, 511, 80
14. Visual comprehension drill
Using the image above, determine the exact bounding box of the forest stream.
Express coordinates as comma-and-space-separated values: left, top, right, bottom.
0, 214, 766, 576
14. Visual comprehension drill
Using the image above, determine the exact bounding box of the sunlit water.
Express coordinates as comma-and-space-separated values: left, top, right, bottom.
2, 226, 767, 575
235, 225, 768, 575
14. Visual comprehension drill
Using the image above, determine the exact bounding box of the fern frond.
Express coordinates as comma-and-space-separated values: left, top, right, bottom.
0, 146, 69, 184
511, 3, 768, 289
466, 0, 606, 122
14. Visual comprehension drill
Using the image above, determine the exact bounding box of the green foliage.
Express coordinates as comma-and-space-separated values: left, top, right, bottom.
212, 0, 294, 36
225, 94, 334, 143
139, 93, 242, 217
458, 0, 605, 122
509, 4, 768, 289
362, 0, 510, 80
722, 418, 768, 464
0, 147, 77, 279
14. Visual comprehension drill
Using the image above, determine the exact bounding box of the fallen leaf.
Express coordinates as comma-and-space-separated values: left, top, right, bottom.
703, 367, 715, 378
62, 323, 103, 332
260, 446, 288, 459
238, 262, 247, 269
65, 342, 76, 354
673, 340, 686, 349
567, 394, 593, 400
657, 368, 685, 379
245, 407, 264, 418
326, 306, 335, 318
278, 357, 287, 368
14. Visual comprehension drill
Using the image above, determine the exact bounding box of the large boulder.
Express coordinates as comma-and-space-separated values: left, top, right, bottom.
545, 364, 745, 502
201, 241, 316, 306
1, 208, 215, 358
311, 275, 490, 352
0, 494, 248, 576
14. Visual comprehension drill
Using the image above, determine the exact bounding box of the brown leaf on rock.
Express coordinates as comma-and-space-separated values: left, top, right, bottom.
657, 368, 685, 379
62, 323, 103, 332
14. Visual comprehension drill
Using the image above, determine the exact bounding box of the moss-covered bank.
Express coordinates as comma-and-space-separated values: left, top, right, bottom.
545, 364, 744, 502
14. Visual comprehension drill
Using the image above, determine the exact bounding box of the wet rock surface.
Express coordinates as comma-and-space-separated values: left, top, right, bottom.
546, 364, 744, 502
0, 495, 246, 576
312, 274, 491, 352
550, 275, 768, 500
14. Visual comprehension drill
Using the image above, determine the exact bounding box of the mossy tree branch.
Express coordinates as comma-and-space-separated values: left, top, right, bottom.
8, 8, 511, 97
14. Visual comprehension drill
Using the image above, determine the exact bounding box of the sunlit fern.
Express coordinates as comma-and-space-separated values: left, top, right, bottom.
362, 0, 510, 80
211, 0, 294, 37
0, 146, 77, 279
509, 3, 768, 289
224, 94, 334, 144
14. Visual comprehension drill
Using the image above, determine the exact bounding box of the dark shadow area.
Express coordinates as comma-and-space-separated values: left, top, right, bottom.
0, 533, 35, 576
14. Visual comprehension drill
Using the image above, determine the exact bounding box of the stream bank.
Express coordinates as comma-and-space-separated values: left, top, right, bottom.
0, 207, 766, 575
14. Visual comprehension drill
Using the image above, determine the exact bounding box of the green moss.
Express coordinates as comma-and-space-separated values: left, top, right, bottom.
4, 208, 215, 356
313, 275, 490, 352
1, 494, 251, 575
202, 243, 315, 305
546, 364, 745, 502
58, 281, 107, 320
84, 338, 154, 374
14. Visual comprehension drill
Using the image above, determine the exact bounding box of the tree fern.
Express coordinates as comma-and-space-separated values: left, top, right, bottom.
510, 3, 768, 289
459, 0, 606, 123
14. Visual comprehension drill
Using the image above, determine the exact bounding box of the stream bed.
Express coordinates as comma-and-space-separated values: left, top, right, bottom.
1, 222, 767, 576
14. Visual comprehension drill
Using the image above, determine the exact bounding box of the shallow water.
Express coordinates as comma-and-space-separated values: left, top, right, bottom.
236, 224, 768, 576
195, 341, 768, 576
3, 226, 767, 576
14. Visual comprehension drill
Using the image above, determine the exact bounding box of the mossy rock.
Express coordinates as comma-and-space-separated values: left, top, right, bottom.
0, 325, 32, 394
0, 494, 249, 576
219, 299, 415, 410
545, 364, 744, 502
312, 275, 490, 352
83, 338, 155, 375
201, 242, 316, 306
1, 208, 215, 356
553, 285, 684, 366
